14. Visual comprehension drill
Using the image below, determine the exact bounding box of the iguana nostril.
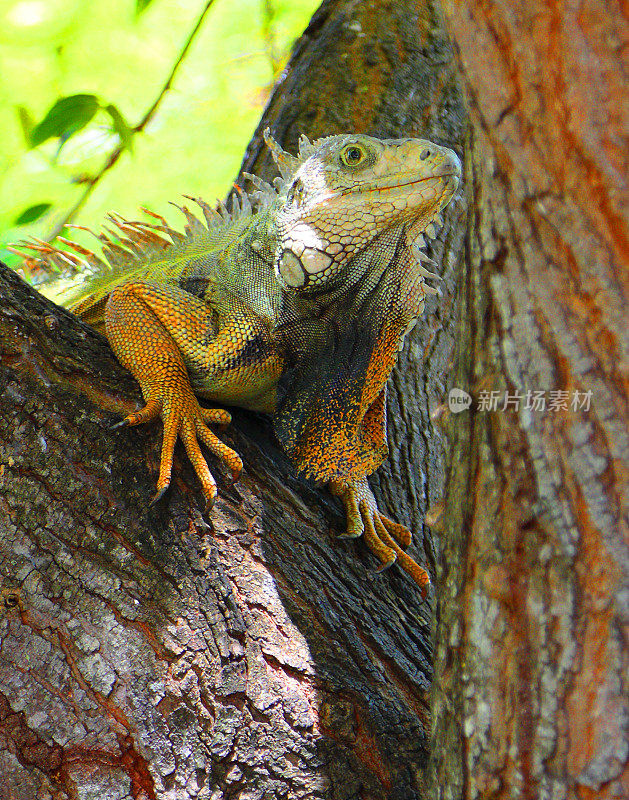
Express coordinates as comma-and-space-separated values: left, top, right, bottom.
420, 149, 431, 160
443, 148, 462, 178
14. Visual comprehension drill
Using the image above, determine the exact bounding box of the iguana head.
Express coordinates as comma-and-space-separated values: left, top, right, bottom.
264, 130, 461, 292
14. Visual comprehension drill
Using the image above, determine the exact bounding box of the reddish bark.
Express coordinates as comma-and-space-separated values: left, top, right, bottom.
430, 1, 629, 797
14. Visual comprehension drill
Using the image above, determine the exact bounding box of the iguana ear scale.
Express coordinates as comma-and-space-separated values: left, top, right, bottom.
263, 127, 301, 180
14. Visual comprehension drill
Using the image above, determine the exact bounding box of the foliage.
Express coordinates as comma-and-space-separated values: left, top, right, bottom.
0, 0, 318, 271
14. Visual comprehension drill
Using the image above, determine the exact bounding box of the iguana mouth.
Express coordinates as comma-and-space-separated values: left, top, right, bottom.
339, 172, 459, 196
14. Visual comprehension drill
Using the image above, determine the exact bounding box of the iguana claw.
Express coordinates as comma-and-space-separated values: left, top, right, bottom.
150, 486, 168, 505
110, 418, 129, 430
373, 557, 396, 574
329, 477, 430, 596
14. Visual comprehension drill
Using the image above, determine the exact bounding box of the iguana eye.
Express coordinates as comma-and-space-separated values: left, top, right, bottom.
340, 144, 367, 167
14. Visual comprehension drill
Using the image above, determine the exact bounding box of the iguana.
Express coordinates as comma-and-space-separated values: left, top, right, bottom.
17, 129, 460, 595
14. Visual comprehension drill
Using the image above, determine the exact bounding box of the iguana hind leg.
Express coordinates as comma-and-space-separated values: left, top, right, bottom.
104, 281, 277, 508
329, 477, 430, 596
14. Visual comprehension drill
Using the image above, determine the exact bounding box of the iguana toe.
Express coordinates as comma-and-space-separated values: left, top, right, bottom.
373, 557, 397, 574
200, 407, 232, 429
373, 516, 430, 596
378, 514, 412, 549
361, 501, 398, 570
179, 420, 218, 509
335, 487, 364, 539
194, 421, 243, 482
123, 399, 163, 427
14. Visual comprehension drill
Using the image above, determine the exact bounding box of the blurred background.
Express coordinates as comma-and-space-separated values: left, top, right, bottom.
0, 0, 318, 273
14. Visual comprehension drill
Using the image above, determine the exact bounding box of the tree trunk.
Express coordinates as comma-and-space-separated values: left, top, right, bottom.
430, 1, 629, 798
0, 2, 466, 799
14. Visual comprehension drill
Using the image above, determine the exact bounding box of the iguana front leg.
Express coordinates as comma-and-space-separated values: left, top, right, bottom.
329, 477, 431, 596
105, 281, 281, 508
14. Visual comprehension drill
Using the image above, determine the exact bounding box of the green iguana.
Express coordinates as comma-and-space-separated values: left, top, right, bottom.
17, 129, 461, 595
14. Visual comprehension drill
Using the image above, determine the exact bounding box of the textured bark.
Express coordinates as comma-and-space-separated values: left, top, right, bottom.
430, 2, 629, 799
0, 2, 466, 799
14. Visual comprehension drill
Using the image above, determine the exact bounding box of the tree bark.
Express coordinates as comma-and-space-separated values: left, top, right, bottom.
0, 2, 466, 799
430, 1, 629, 799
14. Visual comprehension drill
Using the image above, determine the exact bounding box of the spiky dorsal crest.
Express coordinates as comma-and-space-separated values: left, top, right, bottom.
263, 128, 301, 180
11, 188, 273, 314
14, 134, 315, 312
240, 172, 280, 211
263, 128, 318, 182
297, 133, 315, 160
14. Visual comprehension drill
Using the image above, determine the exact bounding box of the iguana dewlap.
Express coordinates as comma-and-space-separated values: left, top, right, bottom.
21, 130, 460, 595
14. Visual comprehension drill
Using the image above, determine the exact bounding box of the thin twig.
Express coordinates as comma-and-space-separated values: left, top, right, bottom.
45, 0, 218, 242
260, 0, 279, 75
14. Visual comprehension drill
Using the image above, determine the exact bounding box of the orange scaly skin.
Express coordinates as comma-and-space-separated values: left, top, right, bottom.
23, 131, 461, 594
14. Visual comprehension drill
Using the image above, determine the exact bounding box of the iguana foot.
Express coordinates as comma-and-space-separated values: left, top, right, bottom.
329, 477, 430, 596
103, 281, 252, 511
120, 388, 243, 511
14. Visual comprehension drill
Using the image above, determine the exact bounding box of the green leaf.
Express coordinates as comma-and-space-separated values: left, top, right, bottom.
29, 94, 99, 148
16, 105, 35, 145
15, 203, 52, 225
136, 0, 154, 14
105, 104, 134, 152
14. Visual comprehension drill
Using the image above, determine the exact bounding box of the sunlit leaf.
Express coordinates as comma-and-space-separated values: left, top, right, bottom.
15, 203, 52, 225
105, 104, 134, 152
29, 94, 99, 148
136, 0, 154, 14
